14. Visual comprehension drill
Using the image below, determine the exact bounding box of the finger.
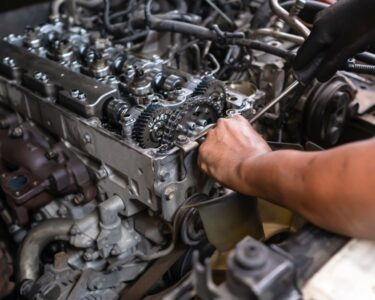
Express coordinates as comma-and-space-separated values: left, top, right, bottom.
216, 117, 228, 127
294, 53, 325, 84
293, 26, 332, 71
317, 35, 370, 82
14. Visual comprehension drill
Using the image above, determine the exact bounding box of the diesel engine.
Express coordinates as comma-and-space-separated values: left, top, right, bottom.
0, 0, 371, 299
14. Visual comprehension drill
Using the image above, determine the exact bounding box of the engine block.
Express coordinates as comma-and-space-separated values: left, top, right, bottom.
0, 1, 359, 299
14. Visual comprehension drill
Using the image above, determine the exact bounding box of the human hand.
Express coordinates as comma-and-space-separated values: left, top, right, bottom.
294, 0, 375, 82
198, 115, 271, 192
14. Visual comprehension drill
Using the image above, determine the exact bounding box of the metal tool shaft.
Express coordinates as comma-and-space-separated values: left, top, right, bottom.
249, 80, 299, 123
196, 80, 300, 139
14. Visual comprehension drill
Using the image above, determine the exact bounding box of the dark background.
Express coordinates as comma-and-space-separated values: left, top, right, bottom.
0, 0, 50, 36
0, 0, 48, 12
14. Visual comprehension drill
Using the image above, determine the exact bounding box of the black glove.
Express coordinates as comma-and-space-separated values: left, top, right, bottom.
294, 0, 375, 83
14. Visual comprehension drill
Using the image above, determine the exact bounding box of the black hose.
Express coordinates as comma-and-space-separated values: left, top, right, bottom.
281, 0, 329, 24
281, 0, 328, 11
145, 0, 216, 40
227, 38, 295, 61
115, 30, 148, 44
103, 0, 127, 34
355, 52, 375, 65
109, 0, 138, 21
145, 0, 295, 61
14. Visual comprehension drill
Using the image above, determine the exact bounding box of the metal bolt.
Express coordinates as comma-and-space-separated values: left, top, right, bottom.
46, 151, 57, 160
2, 57, 16, 67
289, 0, 306, 16
40, 73, 49, 83
33, 71, 42, 80
158, 169, 170, 182
164, 187, 175, 201
186, 122, 196, 131
158, 144, 170, 154
77, 92, 87, 101
11, 127, 23, 137
70, 88, 86, 101
151, 54, 160, 62
107, 75, 118, 85
174, 88, 183, 95
177, 124, 188, 134
234, 239, 267, 270
70, 89, 80, 98
71, 60, 80, 68
83, 133, 92, 144
176, 135, 188, 144
83, 252, 93, 261
96, 167, 108, 180
58, 205, 68, 216
197, 119, 207, 127
73, 194, 85, 205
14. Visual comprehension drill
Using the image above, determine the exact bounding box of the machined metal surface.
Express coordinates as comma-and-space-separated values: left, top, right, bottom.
0, 1, 362, 299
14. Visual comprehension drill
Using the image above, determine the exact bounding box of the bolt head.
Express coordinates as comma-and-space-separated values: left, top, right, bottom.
70, 89, 80, 98
234, 239, 267, 270
83, 133, 92, 144
40, 73, 49, 83
158, 144, 170, 154
165, 187, 175, 201
159, 170, 170, 182
78, 92, 87, 101
33, 71, 42, 80
176, 135, 188, 144
96, 168, 108, 179
11, 127, 23, 138
3, 57, 16, 67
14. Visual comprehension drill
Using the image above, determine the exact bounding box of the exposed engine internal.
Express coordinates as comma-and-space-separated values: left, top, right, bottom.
0, 0, 365, 299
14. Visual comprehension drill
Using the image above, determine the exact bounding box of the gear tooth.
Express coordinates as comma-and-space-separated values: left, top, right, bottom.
132, 103, 172, 149
191, 76, 226, 112
162, 95, 223, 145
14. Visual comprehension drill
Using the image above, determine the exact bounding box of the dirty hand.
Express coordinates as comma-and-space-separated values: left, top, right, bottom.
198, 115, 271, 192
294, 0, 375, 82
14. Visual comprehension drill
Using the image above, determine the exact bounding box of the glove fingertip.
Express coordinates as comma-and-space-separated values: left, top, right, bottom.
316, 68, 335, 82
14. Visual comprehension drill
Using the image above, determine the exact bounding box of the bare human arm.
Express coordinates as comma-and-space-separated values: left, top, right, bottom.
198, 115, 375, 240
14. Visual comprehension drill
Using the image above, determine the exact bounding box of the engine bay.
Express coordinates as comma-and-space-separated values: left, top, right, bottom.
0, 0, 374, 299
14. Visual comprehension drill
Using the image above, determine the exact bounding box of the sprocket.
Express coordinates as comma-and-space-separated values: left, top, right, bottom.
192, 75, 227, 110
132, 104, 172, 148
162, 96, 223, 145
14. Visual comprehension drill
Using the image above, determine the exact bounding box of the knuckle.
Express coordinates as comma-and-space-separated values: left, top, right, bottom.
217, 118, 226, 126
206, 129, 214, 139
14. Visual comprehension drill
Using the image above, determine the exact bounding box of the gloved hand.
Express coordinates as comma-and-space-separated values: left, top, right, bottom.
294, 0, 375, 82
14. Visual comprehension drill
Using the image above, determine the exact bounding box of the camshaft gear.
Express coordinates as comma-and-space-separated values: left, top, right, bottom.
162, 96, 223, 145
192, 75, 227, 110
132, 104, 172, 148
